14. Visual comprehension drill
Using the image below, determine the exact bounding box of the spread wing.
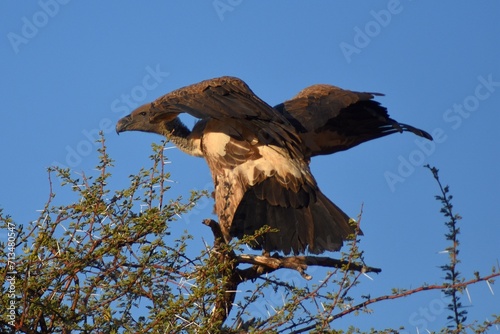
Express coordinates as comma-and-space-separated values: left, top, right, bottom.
146, 77, 355, 254
149, 76, 302, 155
274, 84, 433, 157
150, 76, 281, 122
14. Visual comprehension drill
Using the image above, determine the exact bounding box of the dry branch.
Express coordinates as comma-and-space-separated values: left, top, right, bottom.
203, 219, 381, 280
293, 271, 500, 333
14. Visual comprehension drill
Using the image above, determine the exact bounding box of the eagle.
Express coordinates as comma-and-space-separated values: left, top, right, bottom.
116, 76, 432, 255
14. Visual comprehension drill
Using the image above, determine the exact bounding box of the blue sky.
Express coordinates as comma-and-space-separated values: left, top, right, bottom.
1, 1, 499, 331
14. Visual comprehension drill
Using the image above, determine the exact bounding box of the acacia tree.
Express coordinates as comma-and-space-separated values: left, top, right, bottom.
1, 135, 499, 333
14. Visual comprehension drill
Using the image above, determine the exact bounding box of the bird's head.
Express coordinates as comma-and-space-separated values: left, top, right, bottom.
116, 103, 156, 134
116, 103, 179, 135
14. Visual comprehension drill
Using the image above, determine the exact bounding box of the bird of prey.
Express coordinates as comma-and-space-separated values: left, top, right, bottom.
116, 76, 432, 255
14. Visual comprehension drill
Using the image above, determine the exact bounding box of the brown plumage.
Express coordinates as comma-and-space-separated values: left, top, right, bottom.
274, 84, 432, 157
116, 76, 432, 255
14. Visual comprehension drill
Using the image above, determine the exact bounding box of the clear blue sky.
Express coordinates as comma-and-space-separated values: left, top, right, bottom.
1, 1, 499, 331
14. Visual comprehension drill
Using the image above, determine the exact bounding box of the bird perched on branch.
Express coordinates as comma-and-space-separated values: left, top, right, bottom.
116, 76, 432, 255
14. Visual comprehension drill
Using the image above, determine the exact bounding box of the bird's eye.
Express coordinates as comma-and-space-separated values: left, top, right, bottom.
139, 112, 147, 117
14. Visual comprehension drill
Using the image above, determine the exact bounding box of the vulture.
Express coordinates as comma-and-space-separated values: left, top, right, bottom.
116, 76, 432, 255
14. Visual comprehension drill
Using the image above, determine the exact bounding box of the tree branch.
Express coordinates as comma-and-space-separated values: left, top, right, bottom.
293, 271, 500, 333
203, 218, 381, 281
202, 219, 239, 327
201, 218, 382, 328
236, 254, 381, 281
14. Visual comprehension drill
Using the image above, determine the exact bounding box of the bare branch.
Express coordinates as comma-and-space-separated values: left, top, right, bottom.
236, 254, 381, 280
203, 218, 381, 281
343, 271, 500, 317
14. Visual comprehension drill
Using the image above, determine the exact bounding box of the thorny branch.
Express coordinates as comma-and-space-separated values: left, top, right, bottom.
202, 218, 382, 327
203, 219, 380, 279
203, 207, 500, 333
2, 135, 498, 333
293, 272, 500, 334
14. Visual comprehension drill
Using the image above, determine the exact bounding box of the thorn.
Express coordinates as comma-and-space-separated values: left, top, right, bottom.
363, 272, 374, 281
179, 278, 197, 288
267, 302, 277, 314
486, 280, 495, 295
174, 314, 191, 325
465, 286, 472, 303
438, 250, 449, 254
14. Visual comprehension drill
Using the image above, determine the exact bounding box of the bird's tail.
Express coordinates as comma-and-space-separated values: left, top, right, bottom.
231, 184, 358, 255
306, 191, 359, 254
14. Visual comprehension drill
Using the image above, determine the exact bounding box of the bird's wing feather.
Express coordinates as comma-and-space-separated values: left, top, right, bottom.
149, 76, 303, 158
201, 119, 316, 242
274, 84, 382, 131
275, 84, 432, 156
202, 119, 354, 255
150, 76, 285, 123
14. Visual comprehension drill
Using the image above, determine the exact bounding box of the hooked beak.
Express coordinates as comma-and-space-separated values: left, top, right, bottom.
115, 115, 132, 134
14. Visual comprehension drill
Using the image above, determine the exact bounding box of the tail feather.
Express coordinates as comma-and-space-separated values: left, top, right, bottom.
398, 122, 433, 140
231, 181, 356, 255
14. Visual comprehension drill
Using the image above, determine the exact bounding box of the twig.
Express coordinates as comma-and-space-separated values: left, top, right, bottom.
292, 271, 500, 333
